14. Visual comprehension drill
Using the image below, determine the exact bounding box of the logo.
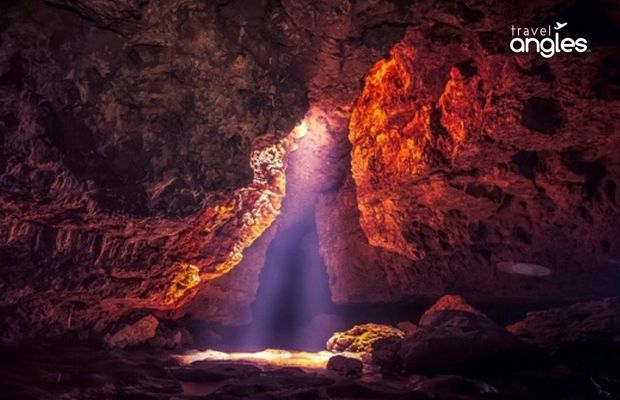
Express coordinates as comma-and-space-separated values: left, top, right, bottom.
510, 22, 588, 58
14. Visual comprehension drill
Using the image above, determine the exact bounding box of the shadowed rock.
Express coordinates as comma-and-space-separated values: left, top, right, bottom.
507, 297, 620, 349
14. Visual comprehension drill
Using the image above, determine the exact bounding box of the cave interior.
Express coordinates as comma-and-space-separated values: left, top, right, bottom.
0, 0, 619, 399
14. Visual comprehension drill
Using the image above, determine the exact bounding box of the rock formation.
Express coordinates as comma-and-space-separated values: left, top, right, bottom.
372, 295, 534, 374
344, 4, 620, 302
326, 323, 405, 353
1, 0, 619, 344
507, 296, 620, 349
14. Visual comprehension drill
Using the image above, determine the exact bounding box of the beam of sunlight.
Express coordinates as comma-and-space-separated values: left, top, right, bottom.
229, 109, 341, 352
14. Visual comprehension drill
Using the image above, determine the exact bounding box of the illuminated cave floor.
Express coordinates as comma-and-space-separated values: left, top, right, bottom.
174, 348, 352, 370
1, 342, 619, 399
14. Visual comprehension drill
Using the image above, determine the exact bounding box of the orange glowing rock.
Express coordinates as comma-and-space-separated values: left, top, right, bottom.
159, 116, 326, 308
165, 263, 201, 305
348, 40, 484, 261
349, 44, 431, 260
163, 136, 288, 305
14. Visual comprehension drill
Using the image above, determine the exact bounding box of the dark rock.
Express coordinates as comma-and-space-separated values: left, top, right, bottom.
507, 297, 620, 349
371, 336, 403, 374
418, 295, 488, 328
396, 321, 418, 337
398, 322, 531, 375
211, 372, 334, 398
521, 97, 565, 135
265, 367, 307, 377
171, 362, 261, 383
412, 375, 498, 398
374, 296, 536, 375
326, 355, 363, 377
326, 380, 429, 400
591, 56, 620, 99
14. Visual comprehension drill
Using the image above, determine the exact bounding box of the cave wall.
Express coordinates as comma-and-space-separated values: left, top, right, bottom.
165, 0, 414, 325
0, 0, 619, 343
310, 0, 619, 305
339, 1, 620, 302
0, 0, 309, 343
0, 0, 413, 342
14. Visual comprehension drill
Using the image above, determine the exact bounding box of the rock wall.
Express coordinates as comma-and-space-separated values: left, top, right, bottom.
326, 0, 620, 303
0, 0, 618, 343
0, 0, 307, 343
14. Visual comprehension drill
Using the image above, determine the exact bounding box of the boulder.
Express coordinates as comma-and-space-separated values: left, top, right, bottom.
403, 296, 533, 374
398, 324, 529, 375
507, 297, 620, 349
418, 295, 486, 328
326, 355, 363, 377
373, 295, 534, 375
148, 326, 193, 350
104, 315, 159, 349
372, 336, 404, 373
326, 323, 405, 353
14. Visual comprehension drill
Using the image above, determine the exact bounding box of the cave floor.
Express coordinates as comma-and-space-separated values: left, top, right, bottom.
0, 343, 618, 399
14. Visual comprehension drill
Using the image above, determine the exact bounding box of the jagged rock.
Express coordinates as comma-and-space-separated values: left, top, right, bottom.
326, 323, 405, 353
0, 0, 305, 342
326, 355, 363, 377
400, 298, 533, 374
104, 315, 159, 348
1, 0, 619, 346
374, 296, 535, 375
507, 297, 620, 349
344, 1, 620, 304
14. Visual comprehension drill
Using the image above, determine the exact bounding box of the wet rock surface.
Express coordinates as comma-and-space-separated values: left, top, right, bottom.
1, 295, 619, 399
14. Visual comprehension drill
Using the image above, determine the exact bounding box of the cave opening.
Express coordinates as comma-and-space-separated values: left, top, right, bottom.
235, 215, 337, 351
